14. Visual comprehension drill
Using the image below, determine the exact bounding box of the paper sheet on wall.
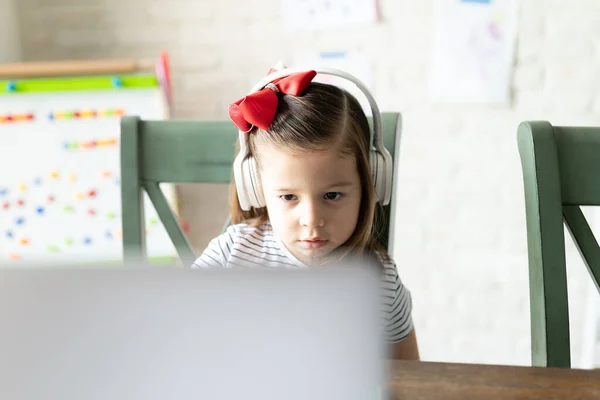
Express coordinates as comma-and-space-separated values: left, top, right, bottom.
429, 0, 518, 104
293, 51, 374, 115
281, 0, 378, 31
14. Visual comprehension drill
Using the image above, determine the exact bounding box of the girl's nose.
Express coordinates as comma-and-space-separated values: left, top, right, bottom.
299, 200, 325, 228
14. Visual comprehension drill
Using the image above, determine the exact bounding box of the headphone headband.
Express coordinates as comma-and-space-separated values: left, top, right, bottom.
245, 67, 384, 153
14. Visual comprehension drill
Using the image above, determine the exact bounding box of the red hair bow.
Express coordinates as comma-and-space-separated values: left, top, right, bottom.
228, 70, 317, 132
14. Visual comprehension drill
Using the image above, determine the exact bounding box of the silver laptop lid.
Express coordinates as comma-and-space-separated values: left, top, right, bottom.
0, 263, 386, 400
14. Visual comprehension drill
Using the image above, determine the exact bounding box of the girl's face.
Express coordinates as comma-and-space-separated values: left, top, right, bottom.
257, 142, 362, 265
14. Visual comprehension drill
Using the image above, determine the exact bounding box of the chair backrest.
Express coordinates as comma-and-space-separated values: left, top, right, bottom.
120, 112, 403, 267
517, 121, 600, 368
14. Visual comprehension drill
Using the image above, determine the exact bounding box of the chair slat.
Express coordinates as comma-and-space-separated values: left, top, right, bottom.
554, 127, 600, 205
121, 116, 147, 264
140, 120, 237, 183
563, 206, 600, 292
518, 121, 571, 368
144, 181, 197, 267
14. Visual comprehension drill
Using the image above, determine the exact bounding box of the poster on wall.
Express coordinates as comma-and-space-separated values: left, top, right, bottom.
428, 0, 518, 104
293, 51, 375, 115
281, 0, 379, 31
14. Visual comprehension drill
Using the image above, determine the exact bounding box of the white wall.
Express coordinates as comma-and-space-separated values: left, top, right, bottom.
0, 0, 21, 62
14, 0, 600, 366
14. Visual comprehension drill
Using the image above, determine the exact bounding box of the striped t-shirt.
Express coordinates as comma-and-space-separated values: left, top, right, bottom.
192, 221, 413, 343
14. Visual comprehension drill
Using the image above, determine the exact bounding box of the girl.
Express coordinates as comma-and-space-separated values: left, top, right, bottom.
192, 67, 419, 360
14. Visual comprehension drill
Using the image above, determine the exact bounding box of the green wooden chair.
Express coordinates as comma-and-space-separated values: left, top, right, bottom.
517, 121, 600, 368
120, 112, 403, 267
120, 117, 237, 267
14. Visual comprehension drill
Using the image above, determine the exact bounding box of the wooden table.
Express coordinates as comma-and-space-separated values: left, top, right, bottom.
390, 361, 600, 399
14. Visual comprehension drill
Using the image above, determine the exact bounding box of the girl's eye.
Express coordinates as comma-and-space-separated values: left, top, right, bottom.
324, 192, 342, 200
280, 194, 297, 202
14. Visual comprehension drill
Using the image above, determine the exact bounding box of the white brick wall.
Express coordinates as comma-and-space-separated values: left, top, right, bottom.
14, 0, 600, 366
0, 0, 21, 62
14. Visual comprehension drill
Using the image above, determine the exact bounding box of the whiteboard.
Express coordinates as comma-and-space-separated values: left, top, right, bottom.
0, 86, 177, 264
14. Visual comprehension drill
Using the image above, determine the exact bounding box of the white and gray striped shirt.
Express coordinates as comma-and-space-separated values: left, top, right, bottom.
192, 221, 413, 343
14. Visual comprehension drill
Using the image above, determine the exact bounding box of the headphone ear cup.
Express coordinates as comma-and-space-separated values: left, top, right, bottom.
234, 151, 251, 211
241, 157, 258, 209
370, 150, 387, 204
235, 153, 266, 211
247, 156, 266, 208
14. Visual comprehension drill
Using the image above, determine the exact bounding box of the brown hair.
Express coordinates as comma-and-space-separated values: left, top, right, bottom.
229, 82, 388, 262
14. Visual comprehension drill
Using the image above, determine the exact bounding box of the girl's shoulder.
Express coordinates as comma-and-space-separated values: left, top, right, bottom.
372, 249, 397, 272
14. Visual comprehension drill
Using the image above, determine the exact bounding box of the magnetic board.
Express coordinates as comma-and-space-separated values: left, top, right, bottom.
0, 75, 177, 264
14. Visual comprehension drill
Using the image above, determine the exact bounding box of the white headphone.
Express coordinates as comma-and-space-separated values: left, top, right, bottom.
233, 66, 393, 211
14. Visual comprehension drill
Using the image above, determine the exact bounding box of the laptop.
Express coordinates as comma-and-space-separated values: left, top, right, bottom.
0, 263, 387, 400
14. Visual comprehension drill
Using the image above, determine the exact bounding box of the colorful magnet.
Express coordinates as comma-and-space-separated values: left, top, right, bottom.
0, 188, 8, 196
18, 183, 26, 192
0, 112, 34, 123
83, 237, 92, 245
2, 201, 9, 209
63, 205, 74, 212
82, 141, 96, 149
68, 173, 78, 182
75, 192, 84, 200
105, 230, 113, 239
79, 110, 97, 118
111, 76, 123, 88
15, 217, 25, 225
33, 177, 42, 185
65, 238, 73, 245
88, 208, 96, 216
6, 230, 13, 238
48, 195, 55, 203
8, 254, 20, 261
97, 138, 118, 146
20, 238, 29, 245
107, 212, 117, 220
16, 199, 24, 207
47, 245, 59, 252
36, 206, 45, 215
51, 171, 60, 179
